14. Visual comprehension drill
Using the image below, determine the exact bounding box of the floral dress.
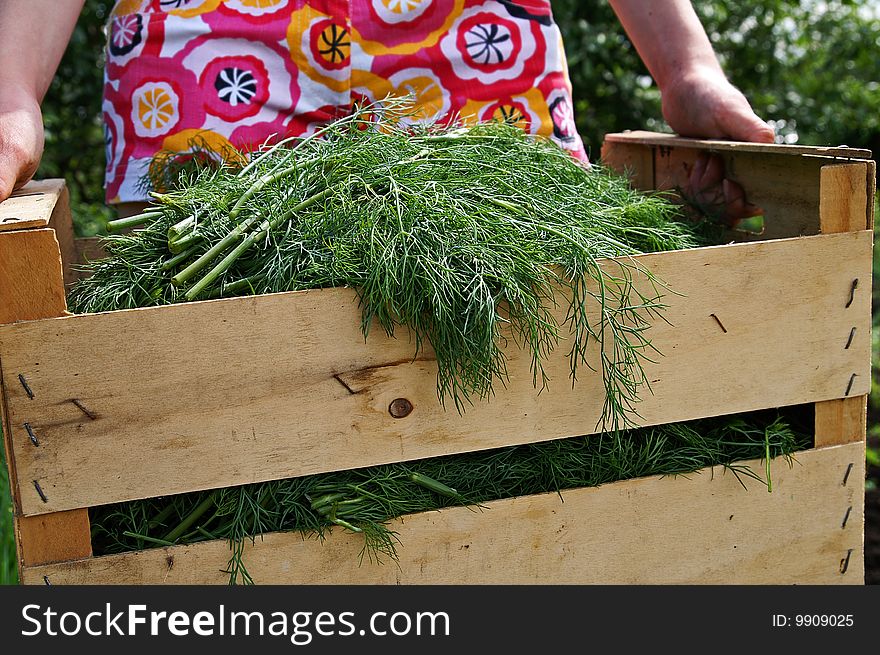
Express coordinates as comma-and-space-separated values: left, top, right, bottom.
104, 0, 587, 203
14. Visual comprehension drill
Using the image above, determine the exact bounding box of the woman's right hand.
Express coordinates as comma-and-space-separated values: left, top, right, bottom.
0, 81, 45, 202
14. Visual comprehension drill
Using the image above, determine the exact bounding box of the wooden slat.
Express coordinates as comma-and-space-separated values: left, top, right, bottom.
0, 229, 68, 324
819, 163, 869, 233
652, 148, 839, 242
604, 131, 872, 160
0, 179, 68, 233
815, 397, 867, 448
0, 231, 872, 516
22, 443, 864, 585
17, 509, 93, 567
0, 220, 92, 571
599, 141, 654, 190
45, 184, 78, 287
813, 162, 872, 449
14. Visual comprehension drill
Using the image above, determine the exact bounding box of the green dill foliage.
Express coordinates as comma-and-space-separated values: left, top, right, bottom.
69, 99, 697, 422
89, 412, 808, 585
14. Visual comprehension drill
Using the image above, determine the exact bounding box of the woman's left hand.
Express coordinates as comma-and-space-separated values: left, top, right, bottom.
660, 65, 775, 144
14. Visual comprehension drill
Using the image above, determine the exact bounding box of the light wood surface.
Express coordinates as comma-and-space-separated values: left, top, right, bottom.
0, 207, 93, 571
1, 231, 871, 516
604, 131, 872, 160
0, 229, 68, 325
603, 136, 863, 242
21, 443, 864, 585
45, 185, 78, 287
819, 163, 869, 233
813, 162, 872, 448
815, 397, 867, 448
598, 141, 654, 190
0, 180, 68, 233
17, 509, 93, 567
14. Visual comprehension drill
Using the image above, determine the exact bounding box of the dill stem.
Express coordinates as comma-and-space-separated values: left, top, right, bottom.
168, 215, 195, 242
331, 518, 362, 533
230, 166, 298, 220
162, 495, 215, 544
122, 531, 175, 547
160, 243, 201, 271
168, 231, 203, 253
206, 274, 263, 298
184, 186, 338, 299
147, 503, 179, 529
171, 216, 260, 286
107, 211, 163, 232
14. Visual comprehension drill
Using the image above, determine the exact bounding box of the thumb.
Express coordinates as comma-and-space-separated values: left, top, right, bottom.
0, 160, 17, 202
720, 105, 775, 144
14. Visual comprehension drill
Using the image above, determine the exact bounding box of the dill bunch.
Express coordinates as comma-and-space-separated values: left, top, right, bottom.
89, 412, 808, 585
69, 100, 697, 422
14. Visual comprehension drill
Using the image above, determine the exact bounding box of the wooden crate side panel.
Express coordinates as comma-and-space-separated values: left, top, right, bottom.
819, 163, 869, 233
813, 163, 872, 447
0, 180, 67, 233
46, 186, 78, 288
0, 223, 92, 570
815, 397, 868, 448
603, 131, 872, 160
22, 443, 863, 585
1, 232, 872, 516
17, 510, 92, 567
0, 229, 68, 324
652, 148, 833, 242
599, 141, 654, 190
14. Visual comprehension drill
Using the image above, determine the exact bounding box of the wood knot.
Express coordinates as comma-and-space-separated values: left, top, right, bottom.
388, 398, 413, 419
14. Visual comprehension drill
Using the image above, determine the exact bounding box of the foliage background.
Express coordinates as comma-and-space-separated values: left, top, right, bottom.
1, 0, 878, 584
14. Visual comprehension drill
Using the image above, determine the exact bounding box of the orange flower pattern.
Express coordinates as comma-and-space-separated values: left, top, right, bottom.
104, 0, 586, 202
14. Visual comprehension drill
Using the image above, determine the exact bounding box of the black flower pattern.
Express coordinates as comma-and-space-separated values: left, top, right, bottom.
214, 67, 258, 107
109, 14, 143, 57
464, 24, 511, 65
318, 23, 351, 65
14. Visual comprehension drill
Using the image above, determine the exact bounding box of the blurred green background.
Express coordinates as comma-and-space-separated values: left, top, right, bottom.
1, 0, 878, 584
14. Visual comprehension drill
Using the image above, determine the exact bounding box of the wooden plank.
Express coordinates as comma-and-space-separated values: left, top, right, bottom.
815, 397, 867, 448
17, 509, 92, 567
604, 131, 872, 160
0, 179, 68, 233
819, 163, 869, 233
0, 229, 68, 324
814, 163, 872, 448
652, 148, 836, 241
45, 184, 78, 287
0, 231, 872, 515
22, 443, 864, 584
599, 141, 654, 190
0, 220, 92, 571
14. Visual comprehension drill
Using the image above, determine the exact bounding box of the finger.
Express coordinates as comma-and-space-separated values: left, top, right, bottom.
0, 148, 35, 202
0, 161, 16, 202
722, 179, 763, 223
720, 106, 775, 144
688, 152, 709, 193
697, 153, 725, 190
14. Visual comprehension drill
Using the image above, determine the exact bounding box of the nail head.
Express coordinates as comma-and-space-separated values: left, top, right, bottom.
389, 398, 413, 419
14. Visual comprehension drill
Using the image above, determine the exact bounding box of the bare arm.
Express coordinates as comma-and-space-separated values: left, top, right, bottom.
608, 0, 774, 143
0, 0, 85, 200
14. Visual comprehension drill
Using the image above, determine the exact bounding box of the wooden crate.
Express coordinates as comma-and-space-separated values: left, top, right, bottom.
0, 132, 873, 584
